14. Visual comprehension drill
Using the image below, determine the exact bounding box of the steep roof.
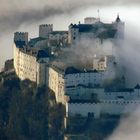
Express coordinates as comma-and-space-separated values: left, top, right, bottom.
70, 22, 117, 39
50, 31, 68, 35
65, 67, 81, 74
97, 29, 117, 39
29, 37, 46, 47
135, 84, 140, 89
78, 24, 93, 32
105, 88, 134, 92
37, 50, 50, 58
116, 15, 121, 22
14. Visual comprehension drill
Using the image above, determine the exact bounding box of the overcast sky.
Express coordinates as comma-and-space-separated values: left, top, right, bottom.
0, 0, 140, 70
0, 0, 140, 33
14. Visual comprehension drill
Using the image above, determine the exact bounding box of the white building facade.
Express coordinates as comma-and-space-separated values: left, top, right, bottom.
48, 63, 117, 103
14, 43, 49, 85
66, 86, 140, 118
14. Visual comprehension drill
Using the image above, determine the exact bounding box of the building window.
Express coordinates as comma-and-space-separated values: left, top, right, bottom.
88, 112, 94, 118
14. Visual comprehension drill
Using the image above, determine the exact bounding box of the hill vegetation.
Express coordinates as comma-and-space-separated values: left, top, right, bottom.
0, 70, 120, 140
0, 71, 65, 140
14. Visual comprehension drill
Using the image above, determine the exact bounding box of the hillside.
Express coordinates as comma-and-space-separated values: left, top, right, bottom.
0, 68, 120, 140
0, 71, 65, 140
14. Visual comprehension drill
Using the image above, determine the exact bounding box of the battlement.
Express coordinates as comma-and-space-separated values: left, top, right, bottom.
39, 24, 53, 38
14, 32, 28, 34
39, 24, 53, 27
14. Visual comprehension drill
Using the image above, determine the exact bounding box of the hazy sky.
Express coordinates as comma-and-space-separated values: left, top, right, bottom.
0, 0, 140, 70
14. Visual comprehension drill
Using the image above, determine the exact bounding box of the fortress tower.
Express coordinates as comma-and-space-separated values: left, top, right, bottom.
14, 32, 28, 44
68, 24, 79, 44
39, 24, 53, 38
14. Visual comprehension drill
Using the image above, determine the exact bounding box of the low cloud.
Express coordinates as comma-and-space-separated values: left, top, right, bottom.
107, 106, 140, 140
0, 0, 140, 34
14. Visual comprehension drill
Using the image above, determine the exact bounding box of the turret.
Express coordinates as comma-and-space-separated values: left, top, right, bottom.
14, 32, 28, 44
68, 24, 79, 44
116, 15, 121, 23
39, 24, 53, 38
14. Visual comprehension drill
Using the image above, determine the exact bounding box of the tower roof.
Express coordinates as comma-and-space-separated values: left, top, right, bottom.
116, 14, 121, 22
135, 84, 140, 89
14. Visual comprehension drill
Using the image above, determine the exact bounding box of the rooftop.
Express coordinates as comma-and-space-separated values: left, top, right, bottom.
29, 37, 46, 47
105, 88, 134, 93
70, 22, 117, 39
135, 84, 140, 89
68, 99, 99, 104
36, 50, 50, 58
51, 61, 100, 75
65, 67, 81, 74
49, 31, 68, 35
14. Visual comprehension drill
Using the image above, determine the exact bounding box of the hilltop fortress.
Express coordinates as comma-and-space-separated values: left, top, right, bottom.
13, 16, 140, 119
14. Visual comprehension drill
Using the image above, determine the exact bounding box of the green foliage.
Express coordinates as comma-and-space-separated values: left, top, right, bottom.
3, 77, 20, 90
48, 103, 65, 140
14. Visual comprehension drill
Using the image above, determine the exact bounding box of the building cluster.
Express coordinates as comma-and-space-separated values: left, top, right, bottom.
68, 15, 124, 44
13, 15, 140, 120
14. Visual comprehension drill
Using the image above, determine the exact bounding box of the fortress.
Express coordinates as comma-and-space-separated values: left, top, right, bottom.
13, 15, 140, 119
68, 15, 124, 44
